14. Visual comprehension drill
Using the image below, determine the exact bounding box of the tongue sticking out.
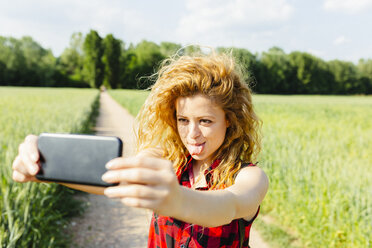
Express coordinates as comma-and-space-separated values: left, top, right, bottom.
189, 143, 204, 155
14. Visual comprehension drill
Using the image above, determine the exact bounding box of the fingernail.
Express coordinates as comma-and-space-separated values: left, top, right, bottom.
31, 154, 38, 162
31, 166, 38, 175
104, 188, 112, 195
102, 172, 111, 181
105, 162, 113, 169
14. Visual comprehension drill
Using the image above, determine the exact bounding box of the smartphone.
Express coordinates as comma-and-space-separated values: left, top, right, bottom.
36, 133, 123, 187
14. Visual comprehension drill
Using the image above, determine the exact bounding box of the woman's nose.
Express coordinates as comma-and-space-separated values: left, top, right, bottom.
188, 122, 201, 139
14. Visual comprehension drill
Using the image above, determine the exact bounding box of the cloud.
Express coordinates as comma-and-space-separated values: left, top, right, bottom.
333, 36, 350, 45
0, 0, 164, 55
323, 0, 372, 14
176, 0, 294, 44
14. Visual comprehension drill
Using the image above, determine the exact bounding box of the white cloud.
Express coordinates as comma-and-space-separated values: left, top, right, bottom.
176, 0, 294, 43
323, 0, 372, 14
333, 35, 350, 45
0, 0, 163, 55
0, 0, 370, 63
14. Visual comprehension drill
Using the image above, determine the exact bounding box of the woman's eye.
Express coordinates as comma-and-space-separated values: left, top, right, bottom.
200, 119, 212, 124
177, 118, 188, 123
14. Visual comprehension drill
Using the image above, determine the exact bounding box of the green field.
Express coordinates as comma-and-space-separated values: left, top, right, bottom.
108, 89, 150, 116
254, 95, 371, 248
1, 87, 370, 247
0, 87, 99, 247
109, 90, 372, 248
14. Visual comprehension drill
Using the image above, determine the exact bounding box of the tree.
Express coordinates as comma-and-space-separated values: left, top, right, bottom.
0, 60, 7, 84
357, 59, 372, 93
59, 32, 85, 84
257, 47, 293, 93
328, 60, 359, 94
102, 34, 122, 89
120, 45, 138, 89
180, 45, 202, 56
133, 40, 165, 89
83, 30, 104, 88
358, 59, 372, 80
218, 47, 259, 86
288, 51, 335, 94
160, 42, 182, 57
0, 37, 27, 85
0, 36, 59, 86
357, 59, 372, 94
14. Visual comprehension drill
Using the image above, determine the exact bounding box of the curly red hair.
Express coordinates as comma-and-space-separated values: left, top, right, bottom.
136, 51, 261, 189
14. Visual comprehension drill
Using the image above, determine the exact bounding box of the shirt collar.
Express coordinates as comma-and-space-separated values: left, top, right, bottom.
177, 156, 221, 189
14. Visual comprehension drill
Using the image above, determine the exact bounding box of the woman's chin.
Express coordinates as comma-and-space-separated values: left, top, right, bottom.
188, 151, 201, 159
190, 154, 202, 160
189, 153, 210, 162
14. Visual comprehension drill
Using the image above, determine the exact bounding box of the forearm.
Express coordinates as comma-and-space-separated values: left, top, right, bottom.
170, 186, 238, 227
101, 156, 267, 226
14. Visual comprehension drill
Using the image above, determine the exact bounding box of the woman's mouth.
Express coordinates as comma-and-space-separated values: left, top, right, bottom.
188, 142, 205, 155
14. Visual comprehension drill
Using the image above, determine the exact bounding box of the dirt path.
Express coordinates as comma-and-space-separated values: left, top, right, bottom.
69, 92, 150, 248
69, 92, 270, 248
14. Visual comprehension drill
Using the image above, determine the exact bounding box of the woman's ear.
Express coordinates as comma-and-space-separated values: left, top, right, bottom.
226, 119, 230, 128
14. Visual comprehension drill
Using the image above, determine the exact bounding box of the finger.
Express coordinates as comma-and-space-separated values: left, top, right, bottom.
121, 197, 161, 209
12, 170, 35, 182
12, 156, 29, 175
102, 168, 168, 184
106, 156, 171, 171
18, 143, 39, 175
24, 135, 39, 162
104, 184, 165, 199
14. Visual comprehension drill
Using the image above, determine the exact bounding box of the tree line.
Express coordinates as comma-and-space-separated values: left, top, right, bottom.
0, 30, 371, 94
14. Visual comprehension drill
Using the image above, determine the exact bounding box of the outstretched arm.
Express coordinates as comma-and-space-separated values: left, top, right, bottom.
102, 155, 268, 227
179, 166, 268, 226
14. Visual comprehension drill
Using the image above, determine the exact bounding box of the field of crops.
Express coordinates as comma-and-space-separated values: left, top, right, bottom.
109, 90, 371, 248
0, 87, 99, 247
254, 95, 371, 248
108, 89, 150, 116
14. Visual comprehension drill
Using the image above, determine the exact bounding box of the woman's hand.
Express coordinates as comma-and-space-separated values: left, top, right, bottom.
12, 135, 40, 182
102, 156, 182, 217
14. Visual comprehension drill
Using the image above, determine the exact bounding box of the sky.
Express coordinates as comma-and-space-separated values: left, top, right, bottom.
1, 0, 371, 63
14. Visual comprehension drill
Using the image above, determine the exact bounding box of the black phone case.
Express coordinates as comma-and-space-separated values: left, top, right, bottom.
36, 133, 123, 187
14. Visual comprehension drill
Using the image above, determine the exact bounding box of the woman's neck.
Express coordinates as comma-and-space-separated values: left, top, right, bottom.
191, 159, 211, 188
192, 159, 211, 172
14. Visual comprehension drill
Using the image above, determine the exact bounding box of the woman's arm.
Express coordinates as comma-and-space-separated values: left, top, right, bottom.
177, 166, 268, 227
102, 156, 269, 227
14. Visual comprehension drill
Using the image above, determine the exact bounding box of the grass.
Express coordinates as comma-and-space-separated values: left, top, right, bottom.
0, 87, 99, 247
109, 90, 371, 248
253, 95, 371, 248
108, 89, 150, 116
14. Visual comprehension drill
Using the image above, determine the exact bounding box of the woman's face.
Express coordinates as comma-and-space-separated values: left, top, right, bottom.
176, 94, 229, 166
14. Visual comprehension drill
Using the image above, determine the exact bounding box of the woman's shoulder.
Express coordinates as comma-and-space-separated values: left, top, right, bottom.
235, 164, 269, 189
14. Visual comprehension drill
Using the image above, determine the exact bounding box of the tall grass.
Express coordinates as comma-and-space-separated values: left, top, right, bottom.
254, 95, 371, 248
109, 90, 371, 248
108, 89, 149, 116
0, 87, 99, 247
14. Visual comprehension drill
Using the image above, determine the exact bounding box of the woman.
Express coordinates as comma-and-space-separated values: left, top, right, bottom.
12, 52, 268, 248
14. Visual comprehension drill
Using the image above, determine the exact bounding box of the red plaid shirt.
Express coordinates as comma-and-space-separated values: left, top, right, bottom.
148, 157, 259, 248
